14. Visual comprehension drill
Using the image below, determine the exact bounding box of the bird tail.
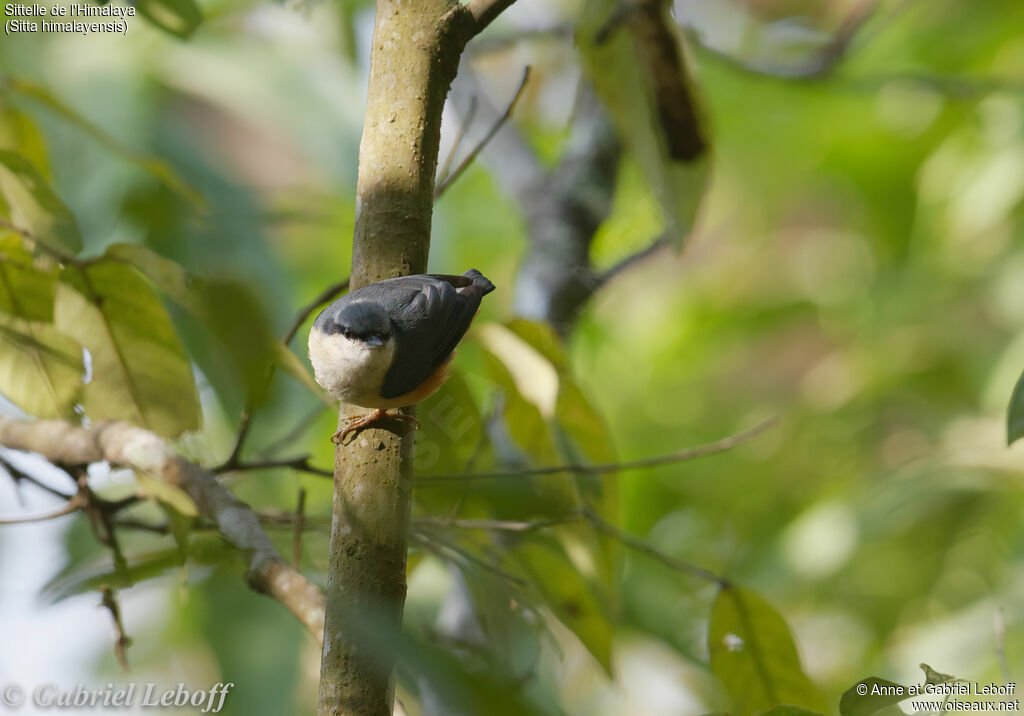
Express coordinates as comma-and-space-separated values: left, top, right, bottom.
462, 268, 495, 296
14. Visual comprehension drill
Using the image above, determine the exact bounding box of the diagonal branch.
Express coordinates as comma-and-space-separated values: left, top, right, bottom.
416, 416, 777, 484
0, 416, 326, 644
434, 66, 532, 200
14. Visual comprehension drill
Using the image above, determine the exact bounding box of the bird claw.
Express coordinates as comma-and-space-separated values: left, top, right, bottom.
330, 409, 420, 444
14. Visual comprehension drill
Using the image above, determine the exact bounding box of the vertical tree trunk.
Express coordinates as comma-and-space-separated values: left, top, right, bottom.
317, 1, 498, 714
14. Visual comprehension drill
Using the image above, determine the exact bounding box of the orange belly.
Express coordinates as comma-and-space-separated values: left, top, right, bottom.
361, 352, 455, 410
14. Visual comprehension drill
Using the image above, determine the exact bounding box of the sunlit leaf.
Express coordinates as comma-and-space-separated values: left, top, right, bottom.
839, 678, 912, 716
135, 471, 198, 518
415, 370, 484, 476
0, 105, 50, 177
511, 536, 613, 673
134, 0, 202, 39
0, 150, 81, 255
577, 0, 710, 247
709, 586, 825, 715
0, 316, 82, 418
55, 262, 201, 436
104, 243, 284, 406
0, 232, 56, 321
1008, 369, 1024, 445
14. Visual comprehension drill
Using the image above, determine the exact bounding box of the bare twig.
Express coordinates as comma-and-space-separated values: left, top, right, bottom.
100, 586, 133, 673
437, 96, 478, 188
281, 279, 350, 347
0, 417, 326, 644
293, 487, 306, 569
593, 233, 669, 290
686, 0, 878, 80
416, 514, 581, 533
583, 508, 728, 586
218, 279, 348, 472
417, 416, 777, 485
0, 492, 85, 524
434, 66, 532, 200
216, 455, 332, 478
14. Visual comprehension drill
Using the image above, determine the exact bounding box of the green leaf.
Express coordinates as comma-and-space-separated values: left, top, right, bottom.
511, 536, 613, 673
709, 586, 825, 715
134, 471, 198, 518
839, 678, 912, 716
0, 233, 56, 321
55, 261, 201, 437
0, 105, 51, 176
577, 0, 710, 247
0, 316, 82, 418
104, 243, 290, 407
0, 77, 203, 207
134, 0, 202, 39
0, 150, 81, 255
1008, 369, 1024, 445
415, 369, 484, 476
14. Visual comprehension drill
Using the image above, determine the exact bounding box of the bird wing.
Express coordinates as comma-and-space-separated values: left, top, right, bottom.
367, 272, 491, 400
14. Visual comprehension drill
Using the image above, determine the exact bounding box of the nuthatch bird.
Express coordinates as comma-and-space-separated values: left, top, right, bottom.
308, 269, 495, 442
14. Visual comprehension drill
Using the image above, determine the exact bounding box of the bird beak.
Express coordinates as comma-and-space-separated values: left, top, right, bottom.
365, 335, 383, 347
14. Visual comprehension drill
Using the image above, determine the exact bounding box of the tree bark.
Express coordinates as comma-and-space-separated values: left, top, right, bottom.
317, 2, 509, 714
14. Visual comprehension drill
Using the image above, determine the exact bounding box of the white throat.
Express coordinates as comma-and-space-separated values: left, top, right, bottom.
308, 328, 396, 407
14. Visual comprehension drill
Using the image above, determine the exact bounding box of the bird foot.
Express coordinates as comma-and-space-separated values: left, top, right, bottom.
330, 409, 421, 444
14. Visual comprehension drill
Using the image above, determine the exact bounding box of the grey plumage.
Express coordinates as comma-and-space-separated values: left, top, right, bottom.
311, 269, 495, 402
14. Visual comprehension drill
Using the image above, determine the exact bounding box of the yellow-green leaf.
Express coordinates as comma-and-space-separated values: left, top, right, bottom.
135, 471, 198, 518
0, 316, 82, 418
0, 150, 81, 255
0, 232, 56, 322
709, 586, 825, 715
56, 262, 200, 436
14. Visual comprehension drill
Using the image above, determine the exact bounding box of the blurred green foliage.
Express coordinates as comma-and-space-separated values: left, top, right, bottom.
0, 0, 1023, 714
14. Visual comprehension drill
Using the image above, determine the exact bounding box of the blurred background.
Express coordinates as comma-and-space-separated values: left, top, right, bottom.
1, 0, 1023, 713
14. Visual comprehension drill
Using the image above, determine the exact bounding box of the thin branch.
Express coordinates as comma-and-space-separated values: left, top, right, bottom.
100, 586, 132, 673
281, 279, 350, 347
685, 0, 878, 81
434, 66, 532, 200
415, 514, 582, 533
0, 492, 85, 524
0, 417, 326, 644
216, 455, 332, 478
417, 416, 778, 485
583, 508, 729, 586
437, 96, 478, 188
466, 0, 520, 36
218, 280, 348, 472
592, 233, 669, 290
293, 487, 306, 569
256, 404, 330, 459
411, 526, 526, 586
